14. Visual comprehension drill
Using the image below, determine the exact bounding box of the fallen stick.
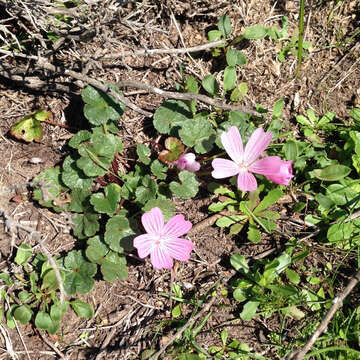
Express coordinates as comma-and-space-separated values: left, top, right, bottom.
286, 268, 360, 360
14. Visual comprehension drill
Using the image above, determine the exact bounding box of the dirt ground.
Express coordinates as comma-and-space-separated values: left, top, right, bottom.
0, 0, 359, 359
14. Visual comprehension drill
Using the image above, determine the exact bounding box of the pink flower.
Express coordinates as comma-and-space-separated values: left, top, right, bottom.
211, 126, 293, 191
264, 160, 293, 186
133, 207, 194, 270
174, 153, 200, 172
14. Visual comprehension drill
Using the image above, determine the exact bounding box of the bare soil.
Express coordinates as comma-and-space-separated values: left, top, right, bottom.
0, 0, 359, 359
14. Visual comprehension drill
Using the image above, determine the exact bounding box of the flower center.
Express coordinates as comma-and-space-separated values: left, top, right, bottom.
237, 162, 248, 172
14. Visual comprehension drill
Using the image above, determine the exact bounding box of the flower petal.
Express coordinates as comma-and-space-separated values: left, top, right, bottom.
186, 161, 200, 172
133, 234, 154, 258
237, 171, 257, 191
212, 158, 239, 179
164, 237, 194, 261
163, 215, 192, 237
221, 126, 244, 163
141, 207, 164, 235
264, 160, 294, 186
176, 153, 201, 172
244, 128, 272, 164
150, 246, 173, 269
248, 156, 283, 175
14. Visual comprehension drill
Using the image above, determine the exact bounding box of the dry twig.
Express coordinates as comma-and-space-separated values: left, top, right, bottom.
286, 268, 360, 360
97, 40, 226, 60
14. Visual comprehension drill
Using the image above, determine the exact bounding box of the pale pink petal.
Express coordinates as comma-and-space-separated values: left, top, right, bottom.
264, 160, 294, 186
178, 153, 201, 172
221, 126, 244, 163
186, 160, 200, 172
175, 154, 188, 170
164, 237, 194, 261
163, 215, 192, 237
244, 128, 272, 165
150, 246, 173, 269
237, 171, 258, 191
212, 158, 239, 179
141, 207, 164, 235
133, 234, 154, 258
248, 156, 283, 175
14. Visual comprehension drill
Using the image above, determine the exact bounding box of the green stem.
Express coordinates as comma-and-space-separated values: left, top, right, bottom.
295, 0, 305, 77
201, 151, 227, 163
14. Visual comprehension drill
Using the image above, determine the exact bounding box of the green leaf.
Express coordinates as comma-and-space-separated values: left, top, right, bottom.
14, 244, 32, 265
172, 304, 182, 318
90, 183, 121, 215
218, 14, 232, 38
10, 117, 43, 143
151, 160, 167, 180
68, 188, 91, 213
207, 30, 222, 42
216, 215, 243, 227
86, 236, 127, 281
158, 137, 184, 163
68, 130, 91, 149
153, 100, 192, 134
226, 49, 246, 67
262, 254, 291, 285
220, 330, 228, 346
101, 255, 127, 282
208, 200, 237, 212
169, 171, 199, 199
230, 222, 245, 234
247, 223, 261, 243
105, 215, 135, 253
70, 300, 94, 319
202, 74, 219, 96
230, 82, 248, 102
50, 303, 66, 323
243, 25, 268, 39
18, 291, 32, 304
13, 305, 32, 324
143, 199, 175, 221
230, 254, 249, 274
273, 98, 284, 119
284, 140, 298, 161
296, 114, 313, 127
41, 269, 60, 292
63, 250, 97, 295
179, 118, 216, 154
327, 222, 353, 243
82, 85, 125, 126
72, 210, 99, 239
350, 108, 360, 123
313, 165, 351, 181
35, 311, 53, 331
240, 301, 259, 321
254, 189, 283, 214
137, 144, 151, 165
135, 175, 158, 204
76, 133, 122, 177
6, 309, 16, 329
33, 110, 52, 122
223, 66, 237, 92
185, 76, 198, 94
33, 167, 68, 212
286, 268, 300, 285
62, 154, 93, 191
